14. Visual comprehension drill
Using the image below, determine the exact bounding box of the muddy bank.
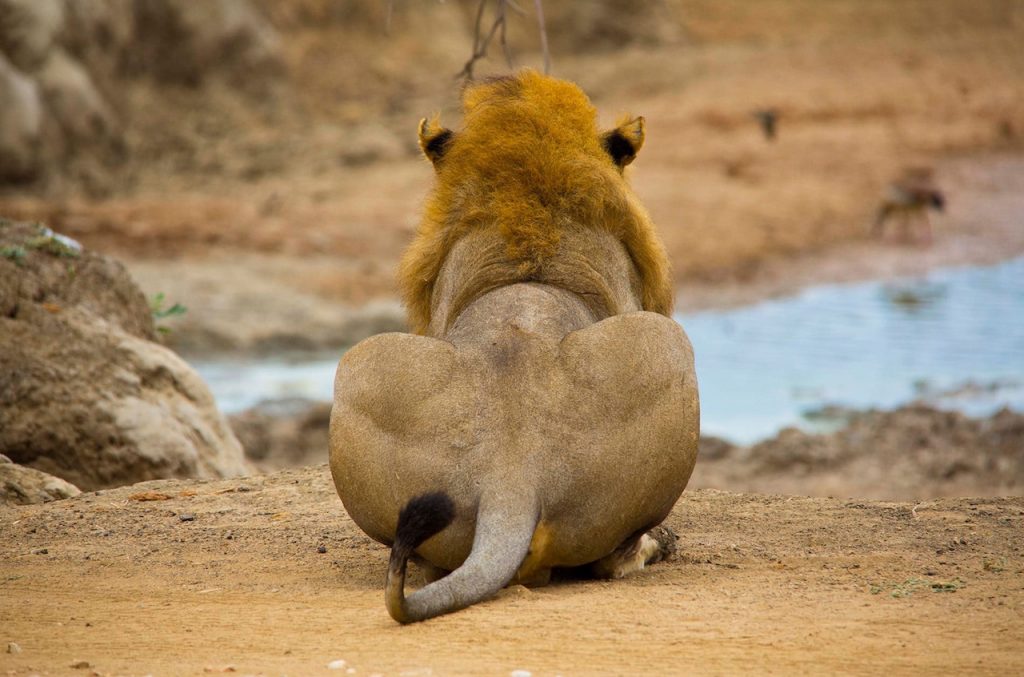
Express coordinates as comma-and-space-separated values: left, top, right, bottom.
693, 404, 1024, 500
105, 151, 1024, 358
128, 255, 406, 356
1, 467, 1021, 675
229, 399, 1024, 502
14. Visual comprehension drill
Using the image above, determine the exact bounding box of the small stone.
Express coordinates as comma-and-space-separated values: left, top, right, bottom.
70, 659, 91, 669
317, 544, 327, 554
179, 514, 195, 522
510, 670, 532, 677
327, 659, 348, 670
346, 669, 356, 675
32, 548, 48, 555
7, 642, 21, 654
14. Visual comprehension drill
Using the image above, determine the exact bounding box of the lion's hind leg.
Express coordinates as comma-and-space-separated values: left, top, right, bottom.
590, 525, 678, 580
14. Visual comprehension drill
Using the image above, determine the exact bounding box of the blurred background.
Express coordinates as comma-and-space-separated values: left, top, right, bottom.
2, 0, 1022, 501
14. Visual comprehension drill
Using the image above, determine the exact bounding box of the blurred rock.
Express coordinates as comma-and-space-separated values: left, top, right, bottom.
62, 0, 136, 66
693, 403, 1024, 499
0, 0, 65, 71
698, 435, 737, 462
0, 0, 282, 189
36, 47, 116, 142
0, 219, 251, 491
0, 53, 43, 180
0, 455, 82, 505
230, 398, 331, 470
132, 0, 282, 87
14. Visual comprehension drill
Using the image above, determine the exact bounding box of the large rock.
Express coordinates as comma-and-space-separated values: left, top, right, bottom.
0, 53, 43, 180
0, 454, 81, 505
0, 219, 250, 491
230, 399, 331, 471
0, 0, 65, 71
0, 0, 282, 188
132, 0, 282, 87
35, 47, 116, 142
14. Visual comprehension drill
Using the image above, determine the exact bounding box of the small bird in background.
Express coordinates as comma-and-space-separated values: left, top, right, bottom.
753, 108, 778, 141
872, 167, 946, 245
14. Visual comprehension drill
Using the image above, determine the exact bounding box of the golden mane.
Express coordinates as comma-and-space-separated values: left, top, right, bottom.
399, 69, 673, 335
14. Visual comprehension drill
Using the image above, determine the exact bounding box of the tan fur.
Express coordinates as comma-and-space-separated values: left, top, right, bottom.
329, 71, 699, 623
399, 70, 673, 335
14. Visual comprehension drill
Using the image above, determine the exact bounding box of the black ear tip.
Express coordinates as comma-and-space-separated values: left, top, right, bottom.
603, 130, 636, 166
424, 129, 453, 162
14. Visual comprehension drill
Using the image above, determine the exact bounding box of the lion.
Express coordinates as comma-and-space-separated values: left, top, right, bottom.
328, 70, 699, 623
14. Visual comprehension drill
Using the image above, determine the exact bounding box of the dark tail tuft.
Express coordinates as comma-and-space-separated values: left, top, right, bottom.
393, 492, 456, 561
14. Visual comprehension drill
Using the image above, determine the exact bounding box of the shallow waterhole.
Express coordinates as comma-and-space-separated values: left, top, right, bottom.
195, 257, 1024, 444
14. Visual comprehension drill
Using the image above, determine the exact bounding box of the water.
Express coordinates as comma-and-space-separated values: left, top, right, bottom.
196, 258, 1024, 444
196, 355, 341, 411
683, 257, 1024, 442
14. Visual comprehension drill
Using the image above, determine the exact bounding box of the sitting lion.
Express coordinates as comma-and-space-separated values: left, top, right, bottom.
329, 70, 699, 623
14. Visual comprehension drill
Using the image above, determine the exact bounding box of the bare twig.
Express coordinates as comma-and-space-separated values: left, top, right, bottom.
498, 1, 513, 68
533, 0, 550, 74
470, 0, 487, 57
454, 0, 551, 82
457, 0, 514, 81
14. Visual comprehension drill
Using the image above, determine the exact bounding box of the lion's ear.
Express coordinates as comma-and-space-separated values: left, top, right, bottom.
418, 117, 454, 167
601, 116, 645, 168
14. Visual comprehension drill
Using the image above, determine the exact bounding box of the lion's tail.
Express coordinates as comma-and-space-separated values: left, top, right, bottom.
385, 490, 538, 624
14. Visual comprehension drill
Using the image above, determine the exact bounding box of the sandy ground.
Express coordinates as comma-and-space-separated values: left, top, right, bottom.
1, 467, 1022, 677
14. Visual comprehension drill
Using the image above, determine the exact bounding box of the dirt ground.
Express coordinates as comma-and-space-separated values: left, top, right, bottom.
1, 467, 1022, 677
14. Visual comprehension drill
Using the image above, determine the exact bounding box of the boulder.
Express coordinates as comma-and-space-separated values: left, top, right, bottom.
131, 0, 282, 87
35, 47, 116, 142
0, 454, 81, 505
230, 399, 330, 471
0, 0, 282, 188
0, 0, 65, 71
0, 219, 250, 491
0, 53, 43, 181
